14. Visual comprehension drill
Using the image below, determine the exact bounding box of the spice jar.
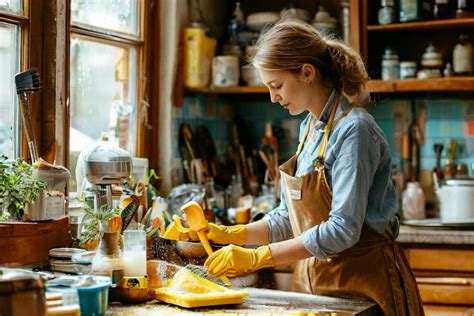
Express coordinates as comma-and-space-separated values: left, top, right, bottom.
400, 61, 417, 79
381, 47, 400, 80
453, 34, 472, 76
418, 43, 443, 78
400, 0, 434, 21
378, 0, 397, 24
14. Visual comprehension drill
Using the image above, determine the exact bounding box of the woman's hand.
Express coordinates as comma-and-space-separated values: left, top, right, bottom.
204, 245, 274, 276
206, 223, 247, 245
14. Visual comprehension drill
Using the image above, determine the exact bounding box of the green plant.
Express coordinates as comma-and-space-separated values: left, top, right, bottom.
79, 204, 121, 248
0, 155, 45, 220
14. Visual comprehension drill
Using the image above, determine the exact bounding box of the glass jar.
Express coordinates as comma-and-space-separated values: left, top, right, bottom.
453, 34, 472, 76
400, 61, 417, 79
402, 182, 425, 220
400, 0, 434, 21
456, 0, 474, 17
378, 0, 397, 24
381, 48, 400, 80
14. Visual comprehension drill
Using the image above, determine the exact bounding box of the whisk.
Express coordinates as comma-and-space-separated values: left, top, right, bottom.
14, 68, 41, 163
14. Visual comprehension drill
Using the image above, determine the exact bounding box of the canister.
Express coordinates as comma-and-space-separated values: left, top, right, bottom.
212, 55, 240, 87
184, 27, 217, 88
400, 61, 417, 79
381, 48, 400, 80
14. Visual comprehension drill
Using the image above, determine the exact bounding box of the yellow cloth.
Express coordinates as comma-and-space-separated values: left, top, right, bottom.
206, 223, 247, 245
204, 245, 274, 277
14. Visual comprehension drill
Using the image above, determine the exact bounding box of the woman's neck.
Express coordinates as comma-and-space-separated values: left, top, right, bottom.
308, 84, 333, 118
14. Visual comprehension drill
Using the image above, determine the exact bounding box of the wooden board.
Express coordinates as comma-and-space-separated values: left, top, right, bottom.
0, 218, 70, 267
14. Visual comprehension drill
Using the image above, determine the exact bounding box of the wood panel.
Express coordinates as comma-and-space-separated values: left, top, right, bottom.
0, 218, 70, 266
367, 18, 474, 31
418, 281, 474, 305
404, 248, 474, 272
424, 304, 474, 316
368, 78, 474, 93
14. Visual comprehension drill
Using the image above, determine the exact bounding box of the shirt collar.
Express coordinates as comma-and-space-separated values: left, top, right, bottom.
313, 89, 336, 131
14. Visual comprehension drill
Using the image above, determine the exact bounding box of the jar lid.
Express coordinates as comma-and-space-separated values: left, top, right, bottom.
383, 47, 399, 59
381, 0, 395, 6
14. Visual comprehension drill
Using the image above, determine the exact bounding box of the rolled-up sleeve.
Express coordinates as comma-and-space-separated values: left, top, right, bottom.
263, 182, 294, 243
300, 118, 380, 259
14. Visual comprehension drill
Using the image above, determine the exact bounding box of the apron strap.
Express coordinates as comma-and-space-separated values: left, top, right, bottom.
295, 116, 313, 157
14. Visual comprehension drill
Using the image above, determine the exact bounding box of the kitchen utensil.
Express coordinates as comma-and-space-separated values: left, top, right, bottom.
155, 264, 248, 308
444, 139, 458, 178
14, 68, 41, 163
47, 275, 111, 316
433, 143, 445, 180
179, 201, 231, 287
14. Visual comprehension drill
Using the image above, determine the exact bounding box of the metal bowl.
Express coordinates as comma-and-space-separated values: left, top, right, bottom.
175, 240, 222, 258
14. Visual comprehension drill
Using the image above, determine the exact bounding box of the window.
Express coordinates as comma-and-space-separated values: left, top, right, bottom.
0, 0, 24, 159
69, 0, 143, 192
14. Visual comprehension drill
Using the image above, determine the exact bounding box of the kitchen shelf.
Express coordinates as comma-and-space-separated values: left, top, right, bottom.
367, 77, 474, 93
186, 86, 268, 94
367, 18, 474, 32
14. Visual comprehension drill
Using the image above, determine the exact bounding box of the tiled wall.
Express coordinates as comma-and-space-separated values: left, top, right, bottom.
174, 94, 474, 181
370, 96, 474, 175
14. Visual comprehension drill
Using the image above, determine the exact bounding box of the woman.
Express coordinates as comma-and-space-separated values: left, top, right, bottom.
201, 20, 423, 315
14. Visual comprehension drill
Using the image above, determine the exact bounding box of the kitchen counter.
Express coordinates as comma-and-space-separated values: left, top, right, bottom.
106, 288, 379, 315
397, 224, 474, 245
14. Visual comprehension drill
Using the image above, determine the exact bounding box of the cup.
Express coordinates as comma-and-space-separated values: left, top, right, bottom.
212, 55, 240, 87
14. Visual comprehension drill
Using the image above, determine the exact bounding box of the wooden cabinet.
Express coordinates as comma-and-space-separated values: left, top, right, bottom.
402, 244, 474, 315
358, 1, 474, 93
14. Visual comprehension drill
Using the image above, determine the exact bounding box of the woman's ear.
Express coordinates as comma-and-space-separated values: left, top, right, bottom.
300, 64, 318, 84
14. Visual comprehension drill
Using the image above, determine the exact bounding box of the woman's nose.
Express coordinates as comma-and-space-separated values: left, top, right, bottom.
269, 90, 281, 103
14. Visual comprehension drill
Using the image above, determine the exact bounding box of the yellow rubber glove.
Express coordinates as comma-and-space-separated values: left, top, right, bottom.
204, 245, 274, 277
206, 223, 247, 245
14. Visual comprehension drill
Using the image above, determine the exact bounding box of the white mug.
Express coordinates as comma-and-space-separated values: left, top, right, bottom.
212, 55, 239, 87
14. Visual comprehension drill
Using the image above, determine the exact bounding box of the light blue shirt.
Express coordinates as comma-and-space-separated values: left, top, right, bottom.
264, 90, 398, 259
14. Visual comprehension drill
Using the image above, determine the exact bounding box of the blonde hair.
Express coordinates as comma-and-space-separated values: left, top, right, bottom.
251, 20, 370, 106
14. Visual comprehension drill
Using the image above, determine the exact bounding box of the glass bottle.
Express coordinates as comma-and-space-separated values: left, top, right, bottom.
402, 182, 425, 220
400, 0, 434, 21
434, 0, 450, 18
378, 0, 397, 25
90, 220, 124, 284
456, 0, 474, 17
453, 34, 472, 76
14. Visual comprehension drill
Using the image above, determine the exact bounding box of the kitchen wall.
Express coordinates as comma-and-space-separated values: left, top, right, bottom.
174, 94, 474, 189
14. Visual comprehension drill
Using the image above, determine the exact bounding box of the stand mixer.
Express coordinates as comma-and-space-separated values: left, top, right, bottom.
81, 141, 132, 211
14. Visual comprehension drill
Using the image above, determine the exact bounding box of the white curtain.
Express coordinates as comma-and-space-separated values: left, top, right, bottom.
158, 0, 188, 192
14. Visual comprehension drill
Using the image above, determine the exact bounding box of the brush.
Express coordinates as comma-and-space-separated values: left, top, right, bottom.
180, 201, 232, 287
14, 68, 41, 163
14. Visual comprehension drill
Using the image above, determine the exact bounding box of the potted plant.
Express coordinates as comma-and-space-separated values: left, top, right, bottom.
0, 155, 45, 221
79, 204, 121, 250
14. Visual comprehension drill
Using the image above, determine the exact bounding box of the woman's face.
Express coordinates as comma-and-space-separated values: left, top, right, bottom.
258, 68, 311, 116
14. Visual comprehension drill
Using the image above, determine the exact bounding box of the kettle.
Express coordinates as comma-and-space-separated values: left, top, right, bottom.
436, 178, 474, 223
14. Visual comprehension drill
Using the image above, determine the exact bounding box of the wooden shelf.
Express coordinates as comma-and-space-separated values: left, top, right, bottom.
186, 85, 268, 94
368, 77, 474, 92
367, 18, 474, 32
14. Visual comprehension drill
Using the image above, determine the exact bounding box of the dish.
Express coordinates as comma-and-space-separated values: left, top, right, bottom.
403, 218, 474, 230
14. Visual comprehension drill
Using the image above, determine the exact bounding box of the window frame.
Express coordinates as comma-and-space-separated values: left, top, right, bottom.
67, 0, 147, 168
0, 0, 42, 161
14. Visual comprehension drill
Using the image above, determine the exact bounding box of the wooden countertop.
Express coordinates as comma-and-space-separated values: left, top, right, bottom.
397, 224, 474, 245
106, 288, 379, 315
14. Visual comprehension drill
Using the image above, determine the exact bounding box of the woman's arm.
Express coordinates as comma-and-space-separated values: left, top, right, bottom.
269, 236, 312, 265
245, 220, 270, 245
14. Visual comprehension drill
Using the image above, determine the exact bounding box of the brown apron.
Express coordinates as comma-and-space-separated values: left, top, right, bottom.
279, 96, 424, 315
